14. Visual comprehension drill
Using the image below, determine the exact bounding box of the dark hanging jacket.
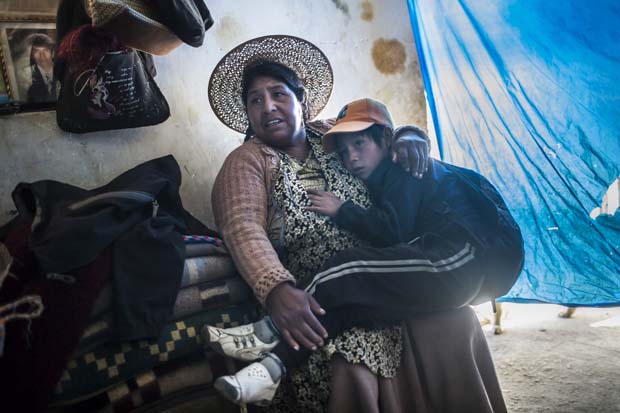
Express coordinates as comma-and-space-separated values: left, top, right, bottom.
10, 154, 211, 338
0, 155, 213, 411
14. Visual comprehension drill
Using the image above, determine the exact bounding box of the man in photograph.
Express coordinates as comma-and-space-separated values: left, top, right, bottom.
26, 33, 57, 103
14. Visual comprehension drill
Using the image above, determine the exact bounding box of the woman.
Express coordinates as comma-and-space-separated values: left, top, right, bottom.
209, 35, 506, 412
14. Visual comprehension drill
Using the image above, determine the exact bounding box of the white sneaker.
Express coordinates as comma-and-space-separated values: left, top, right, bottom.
214, 362, 280, 406
203, 324, 279, 362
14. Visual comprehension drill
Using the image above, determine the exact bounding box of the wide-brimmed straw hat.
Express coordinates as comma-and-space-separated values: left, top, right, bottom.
208, 35, 334, 134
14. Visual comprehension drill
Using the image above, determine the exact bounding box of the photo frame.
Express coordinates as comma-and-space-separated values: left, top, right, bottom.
0, 64, 9, 105
0, 11, 57, 113
0, 1, 58, 16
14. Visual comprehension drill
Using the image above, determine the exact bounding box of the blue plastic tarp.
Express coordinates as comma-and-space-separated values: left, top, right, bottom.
407, 0, 620, 305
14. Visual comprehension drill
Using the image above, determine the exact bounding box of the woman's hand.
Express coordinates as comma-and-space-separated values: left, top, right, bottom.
306, 189, 344, 217
391, 130, 430, 179
266, 282, 328, 351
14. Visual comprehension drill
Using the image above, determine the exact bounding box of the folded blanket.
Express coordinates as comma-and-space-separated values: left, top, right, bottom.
89, 256, 238, 319
181, 255, 238, 286
79, 277, 252, 355
49, 352, 244, 412
173, 277, 251, 320
183, 235, 224, 245
185, 242, 228, 258
183, 235, 229, 258
52, 301, 259, 403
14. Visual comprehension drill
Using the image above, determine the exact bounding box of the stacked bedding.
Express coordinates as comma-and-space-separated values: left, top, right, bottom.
48, 236, 256, 412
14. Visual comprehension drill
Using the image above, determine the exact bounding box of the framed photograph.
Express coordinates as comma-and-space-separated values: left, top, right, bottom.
0, 67, 9, 104
0, 1, 58, 17
0, 9, 57, 113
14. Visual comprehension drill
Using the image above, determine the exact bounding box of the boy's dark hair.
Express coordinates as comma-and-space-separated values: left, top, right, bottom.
365, 124, 390, 147
335, 124, 391, 152
241, 61, 308, 140
341, 124, 430, 152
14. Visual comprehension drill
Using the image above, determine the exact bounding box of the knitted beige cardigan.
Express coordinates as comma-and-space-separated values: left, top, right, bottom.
211, 120, 333, 305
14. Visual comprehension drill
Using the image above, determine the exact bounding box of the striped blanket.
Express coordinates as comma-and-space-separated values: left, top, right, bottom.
52, 301, 259, 403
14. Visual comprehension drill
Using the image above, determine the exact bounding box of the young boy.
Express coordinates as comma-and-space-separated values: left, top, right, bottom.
206, 98, 524, 406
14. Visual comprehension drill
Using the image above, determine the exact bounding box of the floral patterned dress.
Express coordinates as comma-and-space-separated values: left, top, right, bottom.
265, 130, 403, 412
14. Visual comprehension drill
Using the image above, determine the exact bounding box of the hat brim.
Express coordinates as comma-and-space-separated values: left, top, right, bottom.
208, 35, 333, 133
87, 0, 181, 55
322, 120, 375, 153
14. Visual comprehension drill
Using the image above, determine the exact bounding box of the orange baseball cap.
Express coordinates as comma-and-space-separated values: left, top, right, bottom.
323, 98, 394, 153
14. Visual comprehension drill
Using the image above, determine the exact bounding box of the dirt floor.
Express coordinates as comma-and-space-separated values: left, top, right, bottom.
475, 303, 620, 413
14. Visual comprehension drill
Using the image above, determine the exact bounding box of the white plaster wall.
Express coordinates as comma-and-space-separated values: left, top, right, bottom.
0, 0, 425, 229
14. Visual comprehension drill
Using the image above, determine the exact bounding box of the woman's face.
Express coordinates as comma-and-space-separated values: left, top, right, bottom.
245, 75, 306, 151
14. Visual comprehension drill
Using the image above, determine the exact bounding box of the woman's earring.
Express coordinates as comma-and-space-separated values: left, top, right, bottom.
244, 125, 255, 142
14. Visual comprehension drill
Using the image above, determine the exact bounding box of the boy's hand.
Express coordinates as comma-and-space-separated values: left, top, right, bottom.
306, 189, 344, 217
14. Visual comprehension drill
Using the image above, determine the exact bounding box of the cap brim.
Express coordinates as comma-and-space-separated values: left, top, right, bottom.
322, 120, 374, 153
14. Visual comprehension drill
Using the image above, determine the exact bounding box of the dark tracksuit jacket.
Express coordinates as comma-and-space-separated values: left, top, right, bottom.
274, 157, 524, 368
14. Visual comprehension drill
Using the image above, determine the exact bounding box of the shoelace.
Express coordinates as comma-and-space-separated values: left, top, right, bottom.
233, 335, 257, 348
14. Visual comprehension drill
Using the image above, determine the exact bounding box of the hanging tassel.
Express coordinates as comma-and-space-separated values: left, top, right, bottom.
57, 24, 128, 76
0, 244, 45, 357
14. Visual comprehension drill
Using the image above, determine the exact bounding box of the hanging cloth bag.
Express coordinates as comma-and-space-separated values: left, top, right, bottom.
56, 49, 170, 133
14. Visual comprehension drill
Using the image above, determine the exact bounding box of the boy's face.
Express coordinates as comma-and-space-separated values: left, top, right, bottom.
336, 131, 388, 181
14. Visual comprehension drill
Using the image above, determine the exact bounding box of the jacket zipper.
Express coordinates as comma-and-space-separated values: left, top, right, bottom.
68, 190, 158, 217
